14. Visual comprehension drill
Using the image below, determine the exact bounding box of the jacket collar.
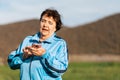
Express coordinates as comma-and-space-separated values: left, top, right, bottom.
32, 32, 56, 43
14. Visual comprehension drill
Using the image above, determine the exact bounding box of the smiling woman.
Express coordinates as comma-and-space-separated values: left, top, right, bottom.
7, 8, 69, 80
40, 15, 57, 41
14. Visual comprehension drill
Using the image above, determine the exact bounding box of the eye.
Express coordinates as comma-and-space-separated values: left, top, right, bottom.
41, 19, 46, 23
48, 21, 53, 25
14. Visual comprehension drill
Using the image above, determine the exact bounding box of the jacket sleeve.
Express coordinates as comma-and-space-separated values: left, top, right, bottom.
7, 36, 30, 70
41, 40, 69, 77
7, 43, 23, 69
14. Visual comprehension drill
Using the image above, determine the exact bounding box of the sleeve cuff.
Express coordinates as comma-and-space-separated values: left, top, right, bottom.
41, 51, 49, 59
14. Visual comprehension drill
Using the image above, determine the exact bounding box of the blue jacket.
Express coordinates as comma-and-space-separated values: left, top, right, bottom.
8, 32, 68, 80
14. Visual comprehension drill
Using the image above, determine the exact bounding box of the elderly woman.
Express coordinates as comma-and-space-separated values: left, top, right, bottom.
8, 8, 68, 80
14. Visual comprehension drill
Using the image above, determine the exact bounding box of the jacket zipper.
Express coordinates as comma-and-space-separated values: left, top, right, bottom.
29, 56, 34, 80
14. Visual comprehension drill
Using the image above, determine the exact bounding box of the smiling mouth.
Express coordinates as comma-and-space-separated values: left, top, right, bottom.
42, 28, 48, 31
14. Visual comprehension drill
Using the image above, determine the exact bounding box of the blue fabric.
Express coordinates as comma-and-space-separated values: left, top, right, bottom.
8, 32, 69, 80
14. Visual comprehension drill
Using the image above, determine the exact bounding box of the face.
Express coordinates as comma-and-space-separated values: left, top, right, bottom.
40, 15, 56, 37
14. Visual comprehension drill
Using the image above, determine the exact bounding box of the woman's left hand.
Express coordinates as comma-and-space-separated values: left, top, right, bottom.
30, 44, 46, 56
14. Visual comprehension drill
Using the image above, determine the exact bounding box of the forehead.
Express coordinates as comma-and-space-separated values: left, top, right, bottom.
42, 15, 54, 20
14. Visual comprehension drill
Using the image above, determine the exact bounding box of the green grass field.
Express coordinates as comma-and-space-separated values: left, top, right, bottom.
0, 62, 120, 80
63, 62, 120, 80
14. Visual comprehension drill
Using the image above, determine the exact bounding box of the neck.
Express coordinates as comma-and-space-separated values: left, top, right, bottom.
39, 32, 55, 42
40, 35, 48, 42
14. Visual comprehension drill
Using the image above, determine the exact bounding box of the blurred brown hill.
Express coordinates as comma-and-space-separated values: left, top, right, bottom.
58, 13, 120, 55
0, 13, 120, 63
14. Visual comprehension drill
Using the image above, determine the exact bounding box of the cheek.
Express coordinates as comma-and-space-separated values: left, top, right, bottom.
50, 26, 56, 32
52, 24, 56, 31
53, 27, 56, 32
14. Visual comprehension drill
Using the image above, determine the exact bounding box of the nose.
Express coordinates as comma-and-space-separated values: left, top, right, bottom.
43, 23, 47, 28
43, 21, 49, 28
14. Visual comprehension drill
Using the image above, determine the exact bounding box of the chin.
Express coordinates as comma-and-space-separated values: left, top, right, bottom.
41, 32, 49, 36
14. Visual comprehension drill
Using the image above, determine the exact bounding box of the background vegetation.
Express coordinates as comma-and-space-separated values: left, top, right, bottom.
0, 62, 120, 80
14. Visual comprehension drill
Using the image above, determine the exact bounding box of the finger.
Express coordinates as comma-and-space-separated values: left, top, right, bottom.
32, 44, 41, 48
23, 48, 27, 53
